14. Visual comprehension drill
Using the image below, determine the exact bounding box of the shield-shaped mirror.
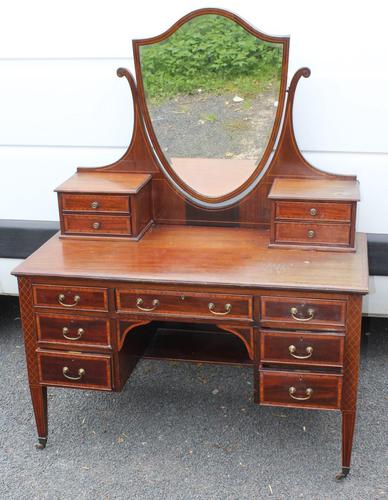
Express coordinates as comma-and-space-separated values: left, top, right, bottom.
134, 9, 289, 204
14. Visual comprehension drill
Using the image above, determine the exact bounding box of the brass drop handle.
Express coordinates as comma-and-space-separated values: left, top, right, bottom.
288, 344, 313, 359
136, 298, 160, 312
310, 208, 317, 216
92, 222, 101, 230
62, 366, 85, 381
289, 386, 313, 401
91, 201, 99, 209
58, 294, 80, 307
290, 307, 315, 322
62, 327, 84, 341
307, 229, 315, 238
208, 302, 232, 316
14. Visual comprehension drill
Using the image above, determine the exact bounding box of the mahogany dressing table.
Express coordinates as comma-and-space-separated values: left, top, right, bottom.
12, 9, 368, 480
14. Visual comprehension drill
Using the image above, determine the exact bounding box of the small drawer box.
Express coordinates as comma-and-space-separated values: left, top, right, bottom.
62, 193, 130, 213
63, 214, 132, 236
268, 178, 359, 251
260, 330, 344, 367
33, 285, 108, 312
259, 369, 342, 410
274, 222, 351, 246
116, 289, 253, 322
36, 313, 111, 348
37, 350, 112, 390
260, 295, 347, 330
56, 172, 153, 240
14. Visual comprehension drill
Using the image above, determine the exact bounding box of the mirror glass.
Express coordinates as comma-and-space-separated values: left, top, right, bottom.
139, 14, 284, 198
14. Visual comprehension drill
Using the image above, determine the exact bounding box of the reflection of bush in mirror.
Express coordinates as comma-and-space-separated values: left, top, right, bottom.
140, 14, 283, 103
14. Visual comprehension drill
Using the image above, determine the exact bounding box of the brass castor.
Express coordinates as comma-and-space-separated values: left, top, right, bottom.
335, 467, 350, 480
35, 438, 47, 450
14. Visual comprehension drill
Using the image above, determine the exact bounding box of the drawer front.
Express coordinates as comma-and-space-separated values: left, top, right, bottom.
62, 194, 130, 213
274, 222, 350, 246
116, 289, 253, 321
33, 285, 108, 312
37, 351, 112, 390
63, 214, 131, 236
36, 314, 110, 347
275, 201, 352, 222
259, 370, 342, 409
260, 296, 346, 330
260, 330, 344, 367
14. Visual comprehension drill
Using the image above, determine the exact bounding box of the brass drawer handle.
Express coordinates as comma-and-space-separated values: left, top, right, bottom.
91, 201, 99, 209
289, 386, 313, 401
62, 327, 84, 341
290, 307, 315, 322
307, 229, 315, 238
288, 344, 313, 359
310, 208, 317, 216
62, 366, 85, 381
208, 302, 232, 316
92, 222, 101, 230
58, 294, 80, 307
136, 298, 160, 312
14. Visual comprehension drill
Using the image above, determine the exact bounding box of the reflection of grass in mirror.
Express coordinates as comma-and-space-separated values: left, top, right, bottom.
223, 119, 251, 132
140, 14, 282, 104
201, 113, 217, 123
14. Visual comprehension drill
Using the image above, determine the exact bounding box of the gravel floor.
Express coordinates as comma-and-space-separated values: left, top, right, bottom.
0, 295, 387, 500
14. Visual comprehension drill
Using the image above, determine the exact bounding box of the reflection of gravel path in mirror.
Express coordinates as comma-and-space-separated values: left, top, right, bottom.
148, 82, 279, 164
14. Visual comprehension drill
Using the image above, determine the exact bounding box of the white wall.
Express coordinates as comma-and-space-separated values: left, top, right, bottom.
0, 0, 387, 305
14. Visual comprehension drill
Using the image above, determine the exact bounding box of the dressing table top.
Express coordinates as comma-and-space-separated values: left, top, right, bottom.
13, 226, 368, 293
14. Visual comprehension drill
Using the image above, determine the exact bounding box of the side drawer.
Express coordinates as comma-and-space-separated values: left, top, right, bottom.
63, 214, 131, 236
36, 314, 110, 348
274, 222, 351, 246
259, 370, 342, 410
260, 296, 347, 330
260, 330, 344, 367
33, 285, 108, 312
61, 193, 130, 213
37, 350, 112, 390
275, 201, 352, 222
116, 289, 253, 322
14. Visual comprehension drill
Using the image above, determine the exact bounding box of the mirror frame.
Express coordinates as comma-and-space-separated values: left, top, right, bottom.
133, 8, 289, 206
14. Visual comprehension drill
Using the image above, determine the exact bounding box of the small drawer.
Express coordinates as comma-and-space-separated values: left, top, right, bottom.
275, 201, 352, 222
260, 330, 344, 367
259, 370, 342, 409
62, 193, 130, 213
33, 285, 108, 312
37, 350, 112, 390
274, 222, 351, 246
116, 289, 253, 321
260, 296, 346, 330
36, 314, 110, 347
63, 214, 131, 236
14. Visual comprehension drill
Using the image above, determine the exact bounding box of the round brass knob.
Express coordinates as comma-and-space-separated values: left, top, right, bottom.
307, 229, 315, 238
310, 208, 317, 216
91, 201, 99, 209
92, 222, 101, 230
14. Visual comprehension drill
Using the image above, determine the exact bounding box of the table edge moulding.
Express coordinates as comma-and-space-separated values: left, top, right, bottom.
12, 8, 368, 482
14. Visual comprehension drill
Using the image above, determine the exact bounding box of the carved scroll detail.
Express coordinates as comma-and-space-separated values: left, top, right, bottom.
216, 325, 254, 360
118, 320, 151, 350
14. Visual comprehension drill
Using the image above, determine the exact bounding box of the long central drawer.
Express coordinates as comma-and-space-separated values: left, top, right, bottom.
116, 289, 253, 321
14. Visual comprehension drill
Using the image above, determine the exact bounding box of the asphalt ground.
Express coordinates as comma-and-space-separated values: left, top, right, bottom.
0, 295, 387, 499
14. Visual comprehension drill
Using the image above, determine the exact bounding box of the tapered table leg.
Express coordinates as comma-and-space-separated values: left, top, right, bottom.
336, 295, 362, 480
336, 410, 356, 480
30, 385, 48, 449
